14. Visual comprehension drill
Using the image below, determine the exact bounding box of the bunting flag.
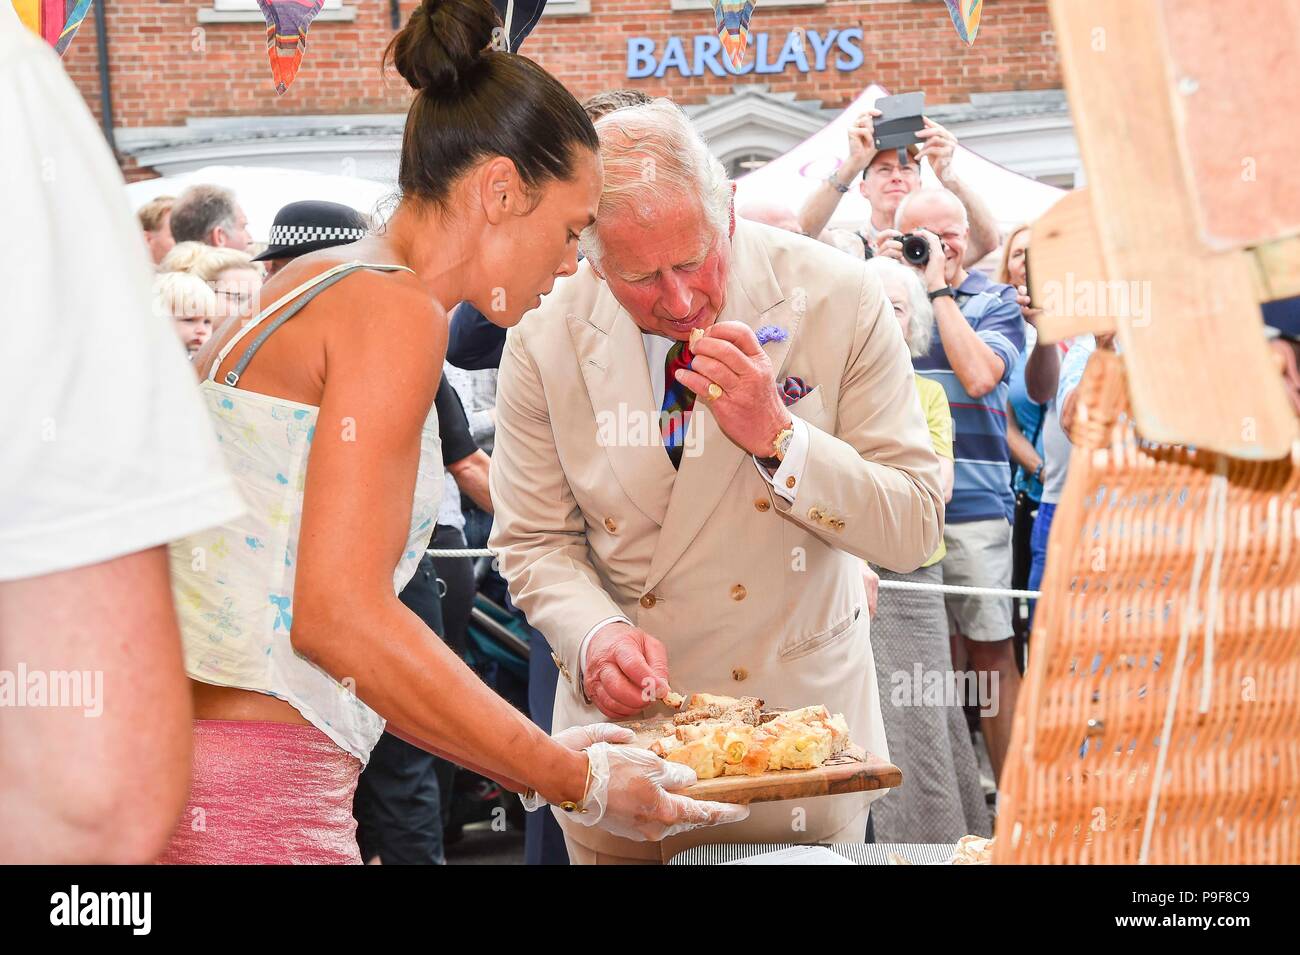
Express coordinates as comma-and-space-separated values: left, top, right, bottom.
711, 0, 757, 69
257, 0, 326, 95
943, 0, 983, 45
12, 0, 95, 55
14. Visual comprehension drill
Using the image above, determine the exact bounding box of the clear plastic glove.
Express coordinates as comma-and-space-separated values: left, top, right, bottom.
553, 722, 635, 750
520, 723, 636, 811
572, 741, 750, 842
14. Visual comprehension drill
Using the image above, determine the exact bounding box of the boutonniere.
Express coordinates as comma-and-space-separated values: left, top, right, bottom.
756, 324, 788, 346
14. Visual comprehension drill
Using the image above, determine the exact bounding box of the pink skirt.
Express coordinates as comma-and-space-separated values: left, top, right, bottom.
157, 719, 363, 865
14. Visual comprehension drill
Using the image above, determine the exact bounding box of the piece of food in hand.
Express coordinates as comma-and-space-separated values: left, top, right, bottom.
690, 327, 705, 348
662, 691, 685, 709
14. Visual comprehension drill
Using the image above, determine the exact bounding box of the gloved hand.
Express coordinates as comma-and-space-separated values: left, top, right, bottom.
520, 723, 636, 811
571, 741, 750, 842
552, 722, 635, 750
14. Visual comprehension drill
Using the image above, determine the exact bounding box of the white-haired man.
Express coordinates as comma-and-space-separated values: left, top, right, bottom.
489, 99, 945, 864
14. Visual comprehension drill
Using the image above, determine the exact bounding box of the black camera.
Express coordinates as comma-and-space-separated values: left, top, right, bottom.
900, 232, 943, 268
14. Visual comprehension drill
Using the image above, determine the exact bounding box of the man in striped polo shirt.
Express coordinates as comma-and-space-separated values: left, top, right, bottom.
881, 188, 1024, 786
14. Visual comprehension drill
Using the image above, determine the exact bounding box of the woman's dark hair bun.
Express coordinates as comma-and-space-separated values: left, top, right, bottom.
387, 0, 499, 94
384, 0, 597, 211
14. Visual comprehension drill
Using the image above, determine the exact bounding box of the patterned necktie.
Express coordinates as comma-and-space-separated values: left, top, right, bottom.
661, 339, 697, 469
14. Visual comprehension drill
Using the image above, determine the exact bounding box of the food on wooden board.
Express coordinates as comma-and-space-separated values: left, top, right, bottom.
646, 694, 852, 779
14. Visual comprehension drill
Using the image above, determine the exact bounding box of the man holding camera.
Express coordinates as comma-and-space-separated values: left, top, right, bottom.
878, 187, 1024, 788
798, 109, 1000, 264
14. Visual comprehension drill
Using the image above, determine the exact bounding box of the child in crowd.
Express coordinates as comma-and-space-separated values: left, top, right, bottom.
152, 270, 217, 358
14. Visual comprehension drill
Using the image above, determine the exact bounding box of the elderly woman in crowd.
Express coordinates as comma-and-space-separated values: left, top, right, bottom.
863, 256, 992, 843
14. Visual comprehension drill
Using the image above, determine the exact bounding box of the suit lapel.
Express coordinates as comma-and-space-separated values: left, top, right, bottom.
645, 221, 792, 593
567, 285, 675, 527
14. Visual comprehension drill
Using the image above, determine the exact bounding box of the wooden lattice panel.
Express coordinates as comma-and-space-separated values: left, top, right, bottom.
994, 351, 1300, 864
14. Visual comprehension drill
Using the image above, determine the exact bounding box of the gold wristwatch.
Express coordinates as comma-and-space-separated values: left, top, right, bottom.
757, 425, 795, 470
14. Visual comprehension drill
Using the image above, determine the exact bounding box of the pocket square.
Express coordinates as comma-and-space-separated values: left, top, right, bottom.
779, 376, 810, 406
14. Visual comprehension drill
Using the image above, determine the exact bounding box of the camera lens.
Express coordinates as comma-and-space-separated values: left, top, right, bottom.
901, 234, 930, 267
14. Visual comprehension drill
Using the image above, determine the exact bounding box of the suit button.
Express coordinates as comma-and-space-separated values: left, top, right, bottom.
604, 517, 617, 533
785, 476, 797, 489
808, 506, 822, 521
754, 498, 770, 512
640, 593, 657, 609
732, 667, 749, 682
731, 584, 747, 601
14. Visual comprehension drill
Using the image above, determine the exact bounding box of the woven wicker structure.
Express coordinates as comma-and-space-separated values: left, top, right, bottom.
994, 350, 1300, 864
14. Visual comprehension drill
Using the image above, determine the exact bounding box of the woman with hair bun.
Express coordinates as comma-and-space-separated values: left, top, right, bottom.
161, 0, 747, 864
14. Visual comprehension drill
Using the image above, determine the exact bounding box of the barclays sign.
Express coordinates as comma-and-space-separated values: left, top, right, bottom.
627, 28, 865, 79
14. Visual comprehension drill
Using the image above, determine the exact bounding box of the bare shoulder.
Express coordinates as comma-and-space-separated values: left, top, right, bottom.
263, 251, 446, 350
201, 250, 446, 407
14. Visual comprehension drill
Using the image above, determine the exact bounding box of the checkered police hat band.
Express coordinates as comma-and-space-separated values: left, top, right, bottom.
268, 225, 367, 247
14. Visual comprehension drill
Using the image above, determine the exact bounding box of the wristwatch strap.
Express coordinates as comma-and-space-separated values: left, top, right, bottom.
928, 285, 956, 301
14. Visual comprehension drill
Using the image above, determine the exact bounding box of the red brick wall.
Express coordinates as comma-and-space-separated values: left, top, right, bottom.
527, 0, 1057, 106
62, 0, 421, 128
62, 0, 1055, 149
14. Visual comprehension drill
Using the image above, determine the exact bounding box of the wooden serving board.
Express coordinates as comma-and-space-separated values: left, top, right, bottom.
621, 714, 901, 806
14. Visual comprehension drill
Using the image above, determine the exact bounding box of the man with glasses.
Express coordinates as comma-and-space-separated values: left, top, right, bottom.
798, 109, 1000, 265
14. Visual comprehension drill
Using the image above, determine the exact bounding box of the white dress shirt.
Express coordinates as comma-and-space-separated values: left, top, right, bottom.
575, 330, 810, 690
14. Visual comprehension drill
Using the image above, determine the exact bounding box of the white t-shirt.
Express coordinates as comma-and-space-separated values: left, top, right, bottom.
0, 11, 246, 581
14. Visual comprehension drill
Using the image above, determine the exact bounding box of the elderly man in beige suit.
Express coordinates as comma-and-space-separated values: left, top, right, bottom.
489, 99, 944, 864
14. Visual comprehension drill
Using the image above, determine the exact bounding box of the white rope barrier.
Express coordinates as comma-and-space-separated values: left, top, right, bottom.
874, 579, 1041, 600
427, 547, 1043, 600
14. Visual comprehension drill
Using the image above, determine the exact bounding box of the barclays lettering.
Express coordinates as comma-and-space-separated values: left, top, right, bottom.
627, 29, 864, 79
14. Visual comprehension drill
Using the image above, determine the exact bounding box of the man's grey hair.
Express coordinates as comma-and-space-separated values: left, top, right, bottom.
169, 184, 240, 245
894, 187, 968, 232
864, 256, 935, 358
579, 98, 731, 269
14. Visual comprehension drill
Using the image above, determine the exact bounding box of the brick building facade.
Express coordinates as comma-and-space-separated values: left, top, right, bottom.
59, 0, 1075, 187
